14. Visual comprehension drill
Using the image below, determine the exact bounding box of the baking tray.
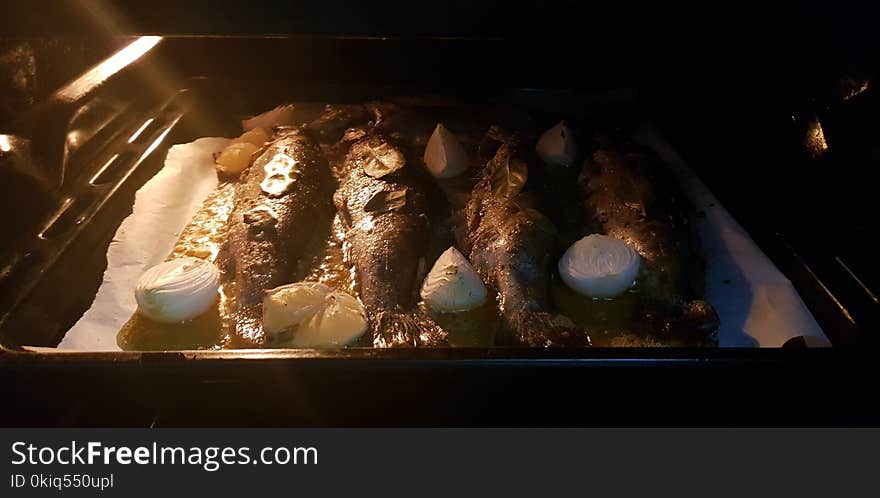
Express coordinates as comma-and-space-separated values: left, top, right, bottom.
1, 36, 877, 427
0, 36, 862, 358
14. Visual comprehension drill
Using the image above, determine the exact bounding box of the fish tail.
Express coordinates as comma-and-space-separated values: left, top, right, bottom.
508, 308, 591, 347
371, 308, 448, 348
682, 299, 720, 332
664, 299, 719, 346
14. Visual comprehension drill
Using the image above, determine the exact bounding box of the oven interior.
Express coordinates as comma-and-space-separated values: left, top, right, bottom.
0, 3, 878, 426
1, 32, 876, 352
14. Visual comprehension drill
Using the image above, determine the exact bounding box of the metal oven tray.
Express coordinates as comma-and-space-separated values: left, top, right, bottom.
0, 36, 874, 426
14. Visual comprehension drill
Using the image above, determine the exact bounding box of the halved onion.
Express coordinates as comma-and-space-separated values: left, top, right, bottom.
423, 123, 469, 179
420, 246, 488, 312
558, 234, 640, 298
536, 120, 577, 167
263, 282, 367, 347
135, 257, 220, 323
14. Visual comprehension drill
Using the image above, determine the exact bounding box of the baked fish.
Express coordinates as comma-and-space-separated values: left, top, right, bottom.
304, 104, 371, 144
465, 137, 591, 347
218, 130, 335, 346
578, 137, 719, 331
333, 133, 448, 347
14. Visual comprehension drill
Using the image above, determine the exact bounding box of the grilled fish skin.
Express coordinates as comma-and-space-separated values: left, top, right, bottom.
369, 98, 534, 152
304, 104, 370, 144
465, 138, 591, 347
369, 101, 537, 252
578, 137, 718, 330
218, 130, 335, 347
333, 133, 447, 347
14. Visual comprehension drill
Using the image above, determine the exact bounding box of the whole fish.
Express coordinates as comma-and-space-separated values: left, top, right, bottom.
333, 133, 447, 347
578, 137, 719, 331
218, 130, 335, 346
465, 138, 591, 347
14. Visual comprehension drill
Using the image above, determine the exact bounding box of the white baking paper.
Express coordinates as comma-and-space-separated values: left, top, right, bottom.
58, 137, 230, 351
55, 128, 828, 350
635, 126, 829, 347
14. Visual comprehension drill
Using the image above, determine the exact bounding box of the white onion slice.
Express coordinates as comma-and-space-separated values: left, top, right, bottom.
536, 120, 578, 167
135, 257, 220, 323
423, 123, 469, 179
420, 246, 488, 312
558, 235, 640, 298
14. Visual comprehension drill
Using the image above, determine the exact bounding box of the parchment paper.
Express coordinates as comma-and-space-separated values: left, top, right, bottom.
635, 126, 829, 347
56, 129, 828, 350
58, 137, 230, 350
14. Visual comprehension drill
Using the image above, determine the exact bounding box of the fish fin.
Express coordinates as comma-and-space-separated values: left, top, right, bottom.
682, 299, 720, 332
371, 308, 448, 348
225, 314, 265, 348
664, 299, 719, 346
508, 309, 591, 347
